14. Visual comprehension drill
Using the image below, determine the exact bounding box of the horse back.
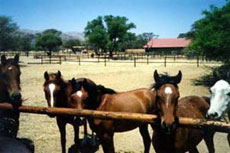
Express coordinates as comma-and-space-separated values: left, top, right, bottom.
99, 88, 156, 114
177, 96, 209, 118
92, 88, 156, 132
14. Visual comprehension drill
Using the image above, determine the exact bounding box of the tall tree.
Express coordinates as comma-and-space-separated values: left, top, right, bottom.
84, 15, 136, 57
104, 15, 136, 56
0, 16, 19, 51
187, 2, 230, 64
84, 16, 110, 54
35, 29, 62, 56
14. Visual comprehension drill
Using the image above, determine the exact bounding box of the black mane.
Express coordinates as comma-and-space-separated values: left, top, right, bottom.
151, 73, 178, 90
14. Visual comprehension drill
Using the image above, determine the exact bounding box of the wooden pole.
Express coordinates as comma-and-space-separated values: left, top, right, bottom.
134, 57, 136, 67
0, 103, 230, 133
104, 54, 106, 66
78, 56, 81, 66
197, 56, 199, 67
164, 56, 167, 67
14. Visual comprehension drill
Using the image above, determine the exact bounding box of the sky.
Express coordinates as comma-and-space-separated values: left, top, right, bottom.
0, 0, 227, 38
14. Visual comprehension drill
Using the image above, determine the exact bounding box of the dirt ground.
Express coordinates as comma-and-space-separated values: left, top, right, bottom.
16, 56, 229, 153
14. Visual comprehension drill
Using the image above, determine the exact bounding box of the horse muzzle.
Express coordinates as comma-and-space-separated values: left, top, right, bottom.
10, 92, 22, 108
206, 111, 220, 120
161, 117, 178, 134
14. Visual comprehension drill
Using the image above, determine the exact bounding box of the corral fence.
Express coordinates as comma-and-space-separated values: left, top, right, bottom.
0, 51, 220, 67
0, 103, 230, 133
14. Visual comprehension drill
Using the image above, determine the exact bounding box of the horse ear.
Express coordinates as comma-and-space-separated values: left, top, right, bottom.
1, 55, 7, 65
154, 70, 160, 83
44, 71, 49, 81
14, 54, 19, 64
57, 70, 61, 78
174, 70, 182, 84
70, 78, 76, 84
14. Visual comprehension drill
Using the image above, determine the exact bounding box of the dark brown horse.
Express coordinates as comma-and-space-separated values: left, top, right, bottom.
43, 71, 91, 153
69, 78, 156, 153
0, 54, 21, 137
152, 70, 215, 153
0, 54, 32, 153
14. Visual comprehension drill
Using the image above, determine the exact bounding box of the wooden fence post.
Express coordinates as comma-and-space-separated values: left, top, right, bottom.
147, 55, 149, 64
98, 55, 100, 63
104, 54, 106, 66
164, 56, 167, 67
41, 56, 43, 64
197, 56, 199, 67
59, 56, 61, 65
134, 57, 136, 67
78, 56, 81, 66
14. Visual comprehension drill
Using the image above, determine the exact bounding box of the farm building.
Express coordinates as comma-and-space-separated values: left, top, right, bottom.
144, 38, 192, 55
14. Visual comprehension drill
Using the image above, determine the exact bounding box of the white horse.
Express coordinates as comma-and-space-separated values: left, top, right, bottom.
206, 79, 230, 146
207, 80, 230, 120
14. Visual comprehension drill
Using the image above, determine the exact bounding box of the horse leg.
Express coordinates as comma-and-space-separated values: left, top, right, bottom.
188, 147, 199, 153
204, 130, 215, 153
57, 118, 66, 153
99, 132, 115, 153
83, 119, 88, 136
73, 124, 80, 153
139, 124, 151, 153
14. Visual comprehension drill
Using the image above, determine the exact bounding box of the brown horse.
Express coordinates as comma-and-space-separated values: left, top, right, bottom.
151, 70, 215, 153
69, 78, 156, 153
43, 71, 91, 153
0, 54, 33, 153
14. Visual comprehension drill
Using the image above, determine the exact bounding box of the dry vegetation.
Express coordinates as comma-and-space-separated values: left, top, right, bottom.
17, 56, 228, 153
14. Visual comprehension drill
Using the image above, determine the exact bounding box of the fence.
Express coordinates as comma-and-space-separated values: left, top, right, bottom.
0, 103, 230, 133
0, 51, 219, 67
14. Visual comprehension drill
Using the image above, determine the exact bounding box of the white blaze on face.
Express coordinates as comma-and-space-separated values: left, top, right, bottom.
76, 91, 83, 98
49, 84, 56, 107
8, 67, 12, 70
164, 87, 172, 108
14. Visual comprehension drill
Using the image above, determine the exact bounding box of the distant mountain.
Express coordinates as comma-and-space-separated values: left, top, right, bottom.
20, 29, 85, 41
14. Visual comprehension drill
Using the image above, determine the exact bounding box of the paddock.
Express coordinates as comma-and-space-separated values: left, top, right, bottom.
14, 56, 228, 153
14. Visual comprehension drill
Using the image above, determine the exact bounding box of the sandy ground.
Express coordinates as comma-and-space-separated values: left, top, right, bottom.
16, 56, 229, 153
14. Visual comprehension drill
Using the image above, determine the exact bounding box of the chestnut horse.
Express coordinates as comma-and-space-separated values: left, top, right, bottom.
69, 78, 156, 153
0, 54, 32, 153
152, 70, 215, 153
43, 71, 91, 153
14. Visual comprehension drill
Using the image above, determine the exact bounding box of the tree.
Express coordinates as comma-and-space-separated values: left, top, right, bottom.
0, 16, 19, 51
63, 39, 82, 53
187, 2, 230, 64
104, 15, 136, 56
84, 16, 110, 55
135, 32, 158, 48
35, 29, 62, 56
17, 32, 34, 52
84, 15, 136, 57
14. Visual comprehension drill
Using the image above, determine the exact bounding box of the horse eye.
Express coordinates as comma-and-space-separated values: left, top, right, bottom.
227, 92, 230, 96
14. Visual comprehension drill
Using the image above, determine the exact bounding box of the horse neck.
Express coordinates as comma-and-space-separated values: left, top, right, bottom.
0, 74, 10, 102
56, 80, 69, 107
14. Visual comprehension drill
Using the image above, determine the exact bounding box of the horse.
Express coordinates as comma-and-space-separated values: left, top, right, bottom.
43, 71, 91, 153
151, 70, 215, 153
206, 79, 230, 120
69, 78, 157, 153
206, 79, 230, 146
0, 54, 33, 153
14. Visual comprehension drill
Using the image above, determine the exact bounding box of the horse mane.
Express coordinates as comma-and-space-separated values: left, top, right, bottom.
151, 73, 178, 90
97, 85, 116, 94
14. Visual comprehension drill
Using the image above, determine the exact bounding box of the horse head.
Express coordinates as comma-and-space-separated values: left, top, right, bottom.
207, 80, 230, 120
69, 78, 99, 110
0, 54, 21, 107
43, 71, 68, 110
153, 70, 182, 133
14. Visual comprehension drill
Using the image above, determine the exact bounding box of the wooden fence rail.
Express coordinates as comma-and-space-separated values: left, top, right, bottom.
0, 103, 230, 133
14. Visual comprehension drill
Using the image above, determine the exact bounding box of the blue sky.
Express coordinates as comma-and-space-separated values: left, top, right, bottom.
0, 0, 227, 38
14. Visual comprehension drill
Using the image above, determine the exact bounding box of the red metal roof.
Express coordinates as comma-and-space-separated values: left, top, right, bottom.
144, 38, 191, 48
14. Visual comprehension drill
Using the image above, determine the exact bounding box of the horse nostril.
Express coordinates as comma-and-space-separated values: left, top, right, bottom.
214, 112, 218, 117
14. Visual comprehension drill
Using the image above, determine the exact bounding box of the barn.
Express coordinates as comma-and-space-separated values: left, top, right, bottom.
144, 38, 192, 55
